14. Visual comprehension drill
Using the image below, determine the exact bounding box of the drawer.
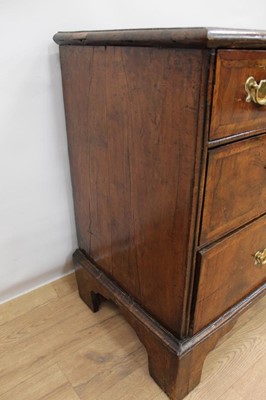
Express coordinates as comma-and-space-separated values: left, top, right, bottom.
193, 214, 266, 333
200, 134, 266, 246
210, 50, 266, 141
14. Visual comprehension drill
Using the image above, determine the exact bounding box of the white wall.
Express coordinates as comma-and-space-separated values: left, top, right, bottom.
1, 0, 266, 303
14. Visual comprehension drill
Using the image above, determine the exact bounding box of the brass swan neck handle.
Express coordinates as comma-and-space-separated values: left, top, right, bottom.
245, 76, 266, 106
254, 248, 266, 266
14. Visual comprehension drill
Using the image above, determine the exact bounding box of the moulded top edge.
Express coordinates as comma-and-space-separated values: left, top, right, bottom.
53, 27, 266, 49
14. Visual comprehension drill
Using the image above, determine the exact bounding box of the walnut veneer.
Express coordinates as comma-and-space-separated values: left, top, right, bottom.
54, 28, 266, 400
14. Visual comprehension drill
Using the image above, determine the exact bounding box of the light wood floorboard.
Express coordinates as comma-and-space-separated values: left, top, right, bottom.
0, 273, 265, 400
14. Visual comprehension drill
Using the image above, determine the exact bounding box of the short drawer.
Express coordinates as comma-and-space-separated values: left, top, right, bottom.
193, 214, 266, 333
210, 50, 266, 141
200, 134, 266, 246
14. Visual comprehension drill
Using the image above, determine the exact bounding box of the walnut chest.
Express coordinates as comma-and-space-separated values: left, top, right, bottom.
54, 28, 266, 400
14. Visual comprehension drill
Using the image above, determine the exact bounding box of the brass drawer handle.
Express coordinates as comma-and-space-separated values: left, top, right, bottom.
245, 76, 266, 105
254, 248, 266, 266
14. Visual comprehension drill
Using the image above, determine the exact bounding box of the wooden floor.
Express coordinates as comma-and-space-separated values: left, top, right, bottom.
0, 274, 265, 400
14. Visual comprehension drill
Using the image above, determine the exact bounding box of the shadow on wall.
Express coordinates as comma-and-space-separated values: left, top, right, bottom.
0, 42, 77, 303
48, 41, 76, 246
0, 255, 74, 303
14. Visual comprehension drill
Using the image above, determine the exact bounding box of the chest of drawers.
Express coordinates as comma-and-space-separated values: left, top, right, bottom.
54, 28, 266, 400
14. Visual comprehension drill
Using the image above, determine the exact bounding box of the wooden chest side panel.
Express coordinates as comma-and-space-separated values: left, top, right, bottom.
60, 46, 206, 336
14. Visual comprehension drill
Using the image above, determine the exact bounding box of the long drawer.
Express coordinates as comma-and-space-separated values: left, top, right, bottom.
200, 134, 266, 246
193, 214, 266, 333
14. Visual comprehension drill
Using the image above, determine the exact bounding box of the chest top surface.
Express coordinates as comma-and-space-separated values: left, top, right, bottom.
53, 27, 266, 49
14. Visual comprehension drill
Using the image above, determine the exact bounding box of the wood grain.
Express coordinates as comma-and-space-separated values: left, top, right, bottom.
0, 365, 73, 400
56, 38, 266, 400
186, 302, 266, 399
201, 134, 266, 245
0, 284, 57, 326
95, 366, 164, 400
232, 353, 266, 398
60, 45, 208, 337
0, 284, 119, 395
0, 274, 265, 400
73, 250, 265, 400
57, 299, 145, 399
53, 27, 266, 49
51, 273, 77, 297
210, 50, 266, 140
194, 214, 266, 333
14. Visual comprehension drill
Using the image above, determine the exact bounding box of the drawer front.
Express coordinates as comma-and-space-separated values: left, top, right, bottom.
193, 215, 266, 333
200, 134, 266, 246
210, 50, 266, 141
